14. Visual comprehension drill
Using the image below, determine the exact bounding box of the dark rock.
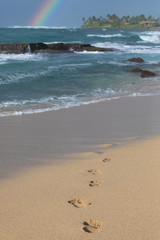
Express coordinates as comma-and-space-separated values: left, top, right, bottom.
71, 44, 115, 52
81, 46, 115, 52
0, 42, 118, 54
0, 43, 28, 54
48, 43, 68, 51
129, 68, 143, 73
47, 43, 116, 52
0, 42, 48, 54
127, 57, 144, 63
34, 49, 72, 54
141, 70, 156, 78
29, 42, 48, 52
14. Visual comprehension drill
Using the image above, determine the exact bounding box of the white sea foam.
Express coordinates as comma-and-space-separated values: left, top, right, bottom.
0, 53, 45, 65
75, 50, 104, 54
139, 35, 160, 43
1, 92, 159, 118
9, 26, 69, 29
93, 41, 160, 54
109, 60, 131, 66
87, 33, 122, 38
0, 86, 119, 117
139, 31, 160, 43
0, 96, 105, 117
0, 73, 33, 85
0, 66, 53, 86
1, 86, 160, 117
43, 41, 82, 44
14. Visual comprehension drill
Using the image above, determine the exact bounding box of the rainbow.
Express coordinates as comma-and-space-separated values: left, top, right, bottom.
30, 0, 63, 26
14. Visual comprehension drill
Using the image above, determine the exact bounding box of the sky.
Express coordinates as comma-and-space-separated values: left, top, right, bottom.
0, 0, 160, 27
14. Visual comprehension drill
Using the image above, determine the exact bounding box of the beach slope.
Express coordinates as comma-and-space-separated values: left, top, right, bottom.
1, 136, 160, 239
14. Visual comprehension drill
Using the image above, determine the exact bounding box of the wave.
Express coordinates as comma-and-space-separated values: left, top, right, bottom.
0, 62, 93, 86
0, 53, 45, 65
87, 33, 122, 38
0, 86, 119, 117
1, 73, 160, 117
8, 25, 69, 29
1, 91, 160, 118
139, 31, 160, 43
0, 95, 106, 117
93, 42, 160, 54
139, 35, 160, 43
0, 66, 54, 86
43, 41, 82, 44
75, 50, 105, 54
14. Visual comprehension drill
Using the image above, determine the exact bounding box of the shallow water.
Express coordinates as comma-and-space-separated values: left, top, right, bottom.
0, 27, 160, 117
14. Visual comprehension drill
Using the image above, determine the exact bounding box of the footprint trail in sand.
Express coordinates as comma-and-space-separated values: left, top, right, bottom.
67, 155, 112, 233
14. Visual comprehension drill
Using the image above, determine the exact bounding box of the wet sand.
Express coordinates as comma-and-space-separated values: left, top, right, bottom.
0, 94, 160, 178
0, 95, 160, 239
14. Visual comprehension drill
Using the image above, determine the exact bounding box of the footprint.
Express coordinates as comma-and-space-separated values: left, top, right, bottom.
83, 220, 103, 233
89, 180, 103, 187
103, 157, 111, 162
68, 199, 91, 208
88, 169, 102, 175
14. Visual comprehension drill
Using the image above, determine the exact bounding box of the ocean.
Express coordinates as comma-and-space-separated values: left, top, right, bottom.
0, 26, 160, 117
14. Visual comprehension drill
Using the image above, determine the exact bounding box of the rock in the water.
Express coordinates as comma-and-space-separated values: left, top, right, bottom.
141, 70, 156, 78
129, 68, 143, 73
47, 43, 116, 52
127, 57, 144, 63
0, 42, 119, 54
29, 42, 48, 52
0, 43, 28, 54
0, 42, 48, 54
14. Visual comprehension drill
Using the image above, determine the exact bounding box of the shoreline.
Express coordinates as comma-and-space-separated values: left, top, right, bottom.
0, 93, 160, 118
81, 26, 160, 31
0, 94, 160, 178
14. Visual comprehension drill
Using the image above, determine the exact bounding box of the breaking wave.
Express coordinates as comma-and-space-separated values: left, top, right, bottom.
139, 31, 160, 43
87, 33, 122, 38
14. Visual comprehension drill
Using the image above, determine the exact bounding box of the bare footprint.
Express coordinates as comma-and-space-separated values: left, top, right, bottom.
88, 169, 102, 175
83, 220, 103, 233
68, 199, 91, 208
89, 180, 103, 187
103, 157, 111, 162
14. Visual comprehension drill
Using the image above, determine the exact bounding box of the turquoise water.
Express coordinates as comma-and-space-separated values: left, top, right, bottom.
0, 27, 160, 117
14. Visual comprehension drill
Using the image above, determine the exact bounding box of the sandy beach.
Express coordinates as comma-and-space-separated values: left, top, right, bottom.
1, 95, 160, 239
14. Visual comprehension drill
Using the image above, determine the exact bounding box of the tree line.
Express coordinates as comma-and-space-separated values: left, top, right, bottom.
81, 14, 160, 29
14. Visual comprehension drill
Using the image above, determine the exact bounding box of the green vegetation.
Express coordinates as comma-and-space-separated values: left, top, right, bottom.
81, 14, 160, 30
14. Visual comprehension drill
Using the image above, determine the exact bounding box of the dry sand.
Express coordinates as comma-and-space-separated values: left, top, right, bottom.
1, 136, 160, 239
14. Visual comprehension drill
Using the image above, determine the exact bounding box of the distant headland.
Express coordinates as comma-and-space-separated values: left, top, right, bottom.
81, 14, 160, 30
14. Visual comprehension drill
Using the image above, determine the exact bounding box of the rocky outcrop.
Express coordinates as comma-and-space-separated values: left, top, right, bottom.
0, 42, 48, 54
29, 43, 48, 52
128, 68, 143, 72
0, 42, 118, 54
127, 57, 144, 63
141, 70, 157, 78
66, 43, 115, 52
0, 43, 28, 54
